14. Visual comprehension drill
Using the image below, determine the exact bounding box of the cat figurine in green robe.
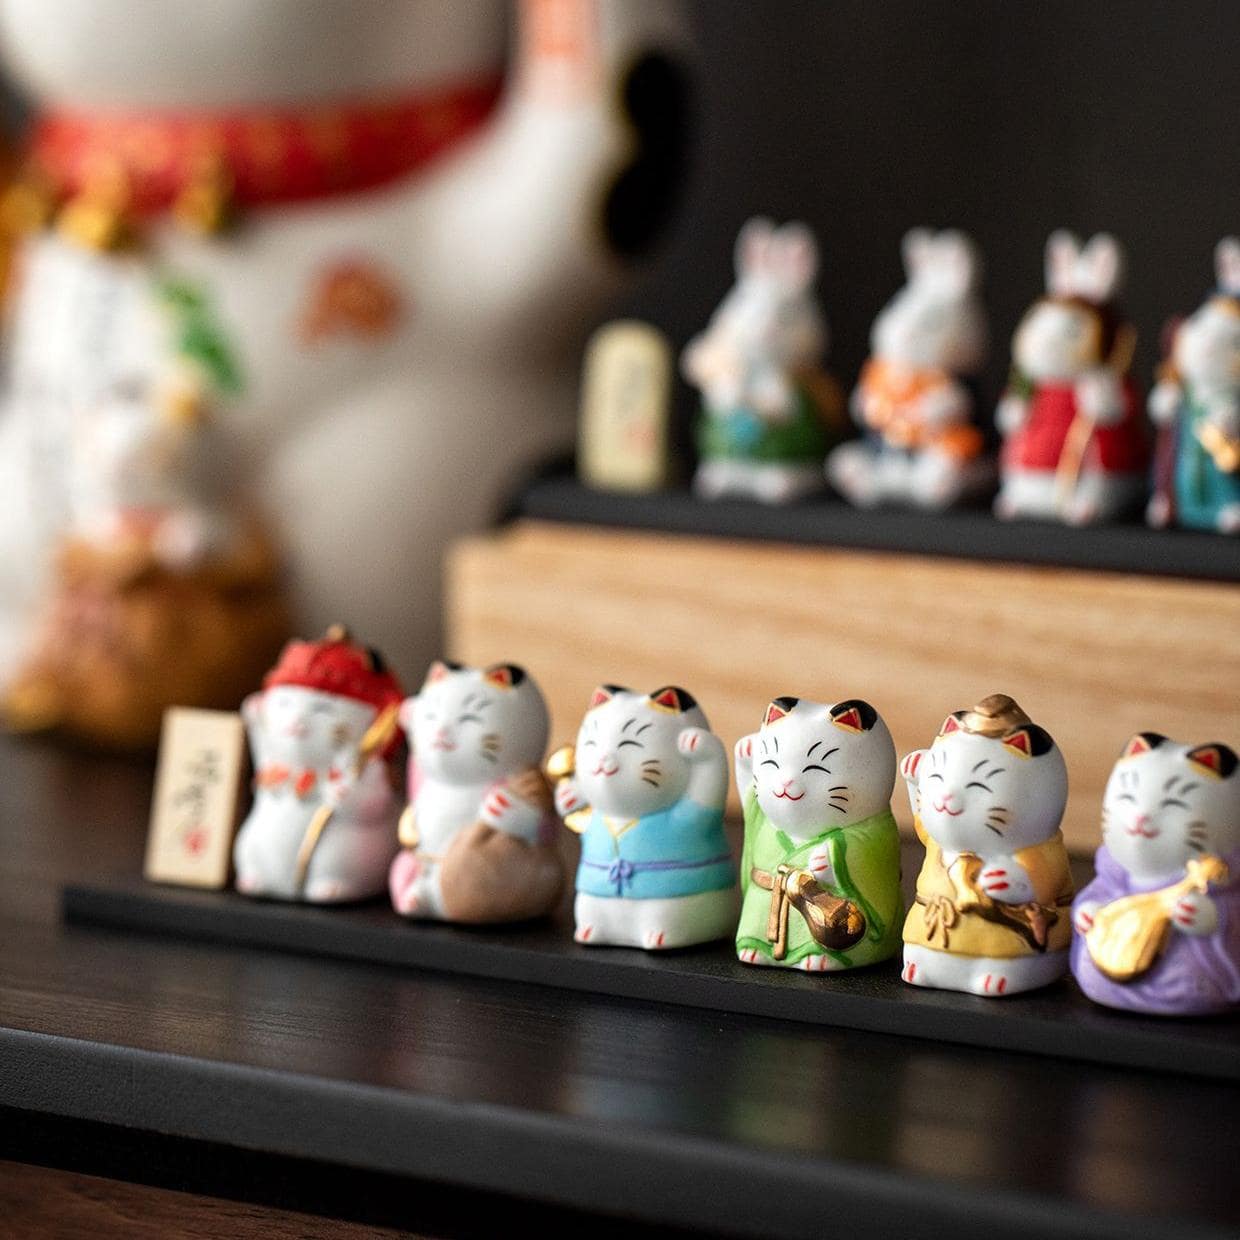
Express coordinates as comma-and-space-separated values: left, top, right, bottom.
735, 695, 902, 972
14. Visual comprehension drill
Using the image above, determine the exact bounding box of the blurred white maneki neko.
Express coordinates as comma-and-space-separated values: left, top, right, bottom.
0, 0, 691, 687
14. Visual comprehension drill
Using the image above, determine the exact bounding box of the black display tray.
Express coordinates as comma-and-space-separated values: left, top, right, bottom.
513, 472, 1240, 582
64, 868, 1240, 1085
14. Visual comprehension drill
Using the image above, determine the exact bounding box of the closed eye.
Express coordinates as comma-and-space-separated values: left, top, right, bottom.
618, 739, 643, 749
1117, 793, 1136, 803
458, 713, 482, 724
582, 739, 597, 749
1160, 798, 1189, 810
927, 773, 944, 783
965, 781, 991, 792
802, 764, 831, 774
760, 759, 779, 769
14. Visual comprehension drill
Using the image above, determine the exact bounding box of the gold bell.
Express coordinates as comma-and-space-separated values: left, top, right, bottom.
173, 151, 235, 237
57, 160, 132, 252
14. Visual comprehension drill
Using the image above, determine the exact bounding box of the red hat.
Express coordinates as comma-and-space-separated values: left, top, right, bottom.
263, 624, 403, 712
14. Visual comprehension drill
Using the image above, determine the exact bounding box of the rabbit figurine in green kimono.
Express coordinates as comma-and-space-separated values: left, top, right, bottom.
735, 696, 902, 971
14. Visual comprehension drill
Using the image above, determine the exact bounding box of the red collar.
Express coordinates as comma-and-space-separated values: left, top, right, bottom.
30, 73, 503, 214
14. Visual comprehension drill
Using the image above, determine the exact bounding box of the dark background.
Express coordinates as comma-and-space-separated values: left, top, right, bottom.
615, 0, 1240, 410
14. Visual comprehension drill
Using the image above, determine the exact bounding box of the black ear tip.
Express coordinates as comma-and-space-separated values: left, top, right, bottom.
649, 685, 697, 712
831, 698, 878, 730
486, 663, 527, 686
1025, 724, 1056, 756
1139, 731, 1168, 748
771, 695, 799, 712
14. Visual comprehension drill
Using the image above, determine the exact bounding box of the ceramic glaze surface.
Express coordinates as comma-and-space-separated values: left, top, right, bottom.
828, 229, 991, 510
233, 629, 403, 903
0, 0, 688, 681
901, 694, 1073, 997
1147, 238, 1240, 534
683, 217, 843, 504
1071, 733, 1240, 1016
553, 684, 736, 950
389, 660, 563, 924
994, 232, 1149, 525
734, 696, 901, 972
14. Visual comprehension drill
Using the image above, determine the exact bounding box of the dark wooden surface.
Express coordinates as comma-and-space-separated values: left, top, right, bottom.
1, 735, 1239, 1239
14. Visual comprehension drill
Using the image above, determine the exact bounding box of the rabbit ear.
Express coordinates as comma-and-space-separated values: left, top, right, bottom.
929, 231, 980, 295
901, 228, 935, 279
1046, 230, 1081, 296
1079, 234, 1124, 302
1215, 237, 1240, 296
735, 217, 775, 278
770, 222, 818, 292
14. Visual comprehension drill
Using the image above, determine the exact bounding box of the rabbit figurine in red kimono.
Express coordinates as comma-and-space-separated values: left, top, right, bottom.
994, 232, 1149, 525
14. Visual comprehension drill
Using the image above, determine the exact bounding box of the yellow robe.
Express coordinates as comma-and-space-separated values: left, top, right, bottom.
902, 817, 1074, 958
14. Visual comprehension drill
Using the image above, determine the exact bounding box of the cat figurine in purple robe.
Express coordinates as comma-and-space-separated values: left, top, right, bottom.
1071, 732, 1240, 1016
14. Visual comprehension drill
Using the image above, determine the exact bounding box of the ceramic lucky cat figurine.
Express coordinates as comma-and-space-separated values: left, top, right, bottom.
233, 626, 404, 902
994, 232, 1148, 525
388, 660, 564, 924
550, 684, 737, 949
682, 217, 844, 503
1147, 238, 1240, 534
1071, 733, 1240, 1016
734, 696, 902, 972
828, 229, 991, 510
901, 694, 1073, 996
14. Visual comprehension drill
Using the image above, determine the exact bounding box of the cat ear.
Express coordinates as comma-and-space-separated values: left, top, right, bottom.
900, 749, 926, 782
649, 685, 697, 714
830, 699, 878, 733
1185, 743, 1239, 779
424, 659, 461, 686
483, 663, 526, 690
1002, 724, 1055, 759
938, 712, 965, 737
1121, 731, 1166, 759
764, 695, 799, 726
588, 683, 626, 710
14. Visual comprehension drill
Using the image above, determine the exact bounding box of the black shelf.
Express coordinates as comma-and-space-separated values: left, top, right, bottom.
64, 868, 1240, 1084
513, 472, 1240, 582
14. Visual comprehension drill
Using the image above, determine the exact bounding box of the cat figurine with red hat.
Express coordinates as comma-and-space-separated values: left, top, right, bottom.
994, 232, 1149, 524
233, 624, 404, 903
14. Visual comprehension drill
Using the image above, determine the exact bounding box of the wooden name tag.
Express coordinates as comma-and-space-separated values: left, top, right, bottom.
144, 708, 247, 889
578, 319, 673, 492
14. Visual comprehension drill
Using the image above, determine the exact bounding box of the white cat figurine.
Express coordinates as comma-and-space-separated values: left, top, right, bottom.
1071, 733, 1240, 1016
389, 660, 563, 924
734, 696, 903, 972
901, 694, 1074, 996
828, 229, 991, 509
233, 627, 404, 903
0, 0, 689, 680
552, 684, 737, 949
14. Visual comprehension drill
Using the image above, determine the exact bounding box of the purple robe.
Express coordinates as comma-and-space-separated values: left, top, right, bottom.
1070, 846, 1240, 1017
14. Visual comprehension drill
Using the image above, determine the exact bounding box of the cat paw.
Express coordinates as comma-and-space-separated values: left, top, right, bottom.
305, 878, 346, 903
574, 924, 595, 944
1173, 891, 1218, 936
973, 972, 1011, 997
807, 846, 833, 883
737, 947, 761, 965
901, 959, 928, 986
235, 872, 264, 896
797, 954, 832, 973
1066, 496, 1099, 527
1073, 901, 1100, 935
993, 491, 1018, 521
643, 929, 670, 950
393, 887, 421, 916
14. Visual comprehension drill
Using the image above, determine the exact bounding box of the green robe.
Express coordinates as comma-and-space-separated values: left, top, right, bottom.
736, 789, 902, 968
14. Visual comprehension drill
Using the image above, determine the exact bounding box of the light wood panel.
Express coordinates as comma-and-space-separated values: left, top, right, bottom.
447, 521, 1240, 851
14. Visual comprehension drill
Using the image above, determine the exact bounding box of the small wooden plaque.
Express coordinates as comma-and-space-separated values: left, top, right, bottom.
144, 708, 247, 889
577, 319, 673, 492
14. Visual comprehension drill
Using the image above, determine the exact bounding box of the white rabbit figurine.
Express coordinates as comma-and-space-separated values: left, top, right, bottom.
828, 229, 991, 509
994, 232, 1148, 525
1146, 238, 1240, 533
682, 217, 843, 504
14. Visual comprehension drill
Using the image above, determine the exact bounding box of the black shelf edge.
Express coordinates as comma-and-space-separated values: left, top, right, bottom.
512, 472, 1240, 583
4, 1025, 1191, 1240
63, 876, 1240, 1083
